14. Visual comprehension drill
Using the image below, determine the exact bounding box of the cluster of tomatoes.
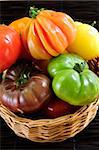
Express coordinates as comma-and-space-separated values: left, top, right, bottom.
0, 7, 99, 118
0, 8, 77, 73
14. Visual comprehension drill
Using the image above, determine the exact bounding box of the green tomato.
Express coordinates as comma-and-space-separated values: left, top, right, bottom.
48, 53, 88, 78
48, 54, 99, 106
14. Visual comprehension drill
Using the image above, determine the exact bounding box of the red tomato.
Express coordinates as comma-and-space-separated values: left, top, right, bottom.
0, 25, 22, 73
44, 97, 80, 118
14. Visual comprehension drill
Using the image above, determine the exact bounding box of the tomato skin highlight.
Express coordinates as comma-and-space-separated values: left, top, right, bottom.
0, 25, 22, 73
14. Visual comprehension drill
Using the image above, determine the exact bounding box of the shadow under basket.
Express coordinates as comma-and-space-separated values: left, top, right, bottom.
0, 98, 99, 143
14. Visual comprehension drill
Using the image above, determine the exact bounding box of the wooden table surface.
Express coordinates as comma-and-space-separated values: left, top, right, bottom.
0, 1, 99, 150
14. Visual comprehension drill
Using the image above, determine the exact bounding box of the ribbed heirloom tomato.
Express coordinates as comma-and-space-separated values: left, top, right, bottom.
9, 7, 76, 60
48, 54, 99, 106
0, 25, 22, 73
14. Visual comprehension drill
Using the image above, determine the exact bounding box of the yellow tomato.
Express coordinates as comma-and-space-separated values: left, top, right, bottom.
67, 21, 99, 60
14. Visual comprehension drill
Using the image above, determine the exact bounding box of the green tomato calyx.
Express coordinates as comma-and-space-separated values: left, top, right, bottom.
29, 6, 45, 18
73, 62, 86, 73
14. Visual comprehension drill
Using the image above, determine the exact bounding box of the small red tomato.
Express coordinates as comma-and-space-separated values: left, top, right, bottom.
44, 97, 78, 118
0, 25, 22, 73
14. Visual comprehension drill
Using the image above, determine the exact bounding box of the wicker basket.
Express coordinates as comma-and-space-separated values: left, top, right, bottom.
0, 98, 99, 143
88, 57, 99, 77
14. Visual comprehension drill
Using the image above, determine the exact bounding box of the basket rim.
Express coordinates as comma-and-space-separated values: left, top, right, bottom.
0, 98, 99, 127
0, 98, 99, 143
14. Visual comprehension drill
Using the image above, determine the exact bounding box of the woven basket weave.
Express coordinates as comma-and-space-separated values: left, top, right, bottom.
0, 98, 99, 143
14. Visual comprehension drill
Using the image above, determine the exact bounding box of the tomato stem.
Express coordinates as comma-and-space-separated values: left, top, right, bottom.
16, 73, 29, 86
29, 6, 45, 18
73, 62, 86, 73
91, 21, 96, 27
16, 68, 31, 86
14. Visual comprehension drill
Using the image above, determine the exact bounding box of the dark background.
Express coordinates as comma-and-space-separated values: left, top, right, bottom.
0, 1, 99, 150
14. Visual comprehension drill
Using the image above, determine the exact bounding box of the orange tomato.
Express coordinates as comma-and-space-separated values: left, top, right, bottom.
28, 20, 51, 59
9, 8, 76, 60
9, 17, 32, 60
9, 17, 31, 34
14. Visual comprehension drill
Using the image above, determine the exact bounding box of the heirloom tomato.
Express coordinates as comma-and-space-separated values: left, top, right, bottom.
44, 97, 77, 118
48, 54, 99, 106
10, 7, 76, 60
0, 25, 21, 73
9, 17, 32, 59
67, 21, 99, 60
0, 60, 51, 114
9, 17, 31, 34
